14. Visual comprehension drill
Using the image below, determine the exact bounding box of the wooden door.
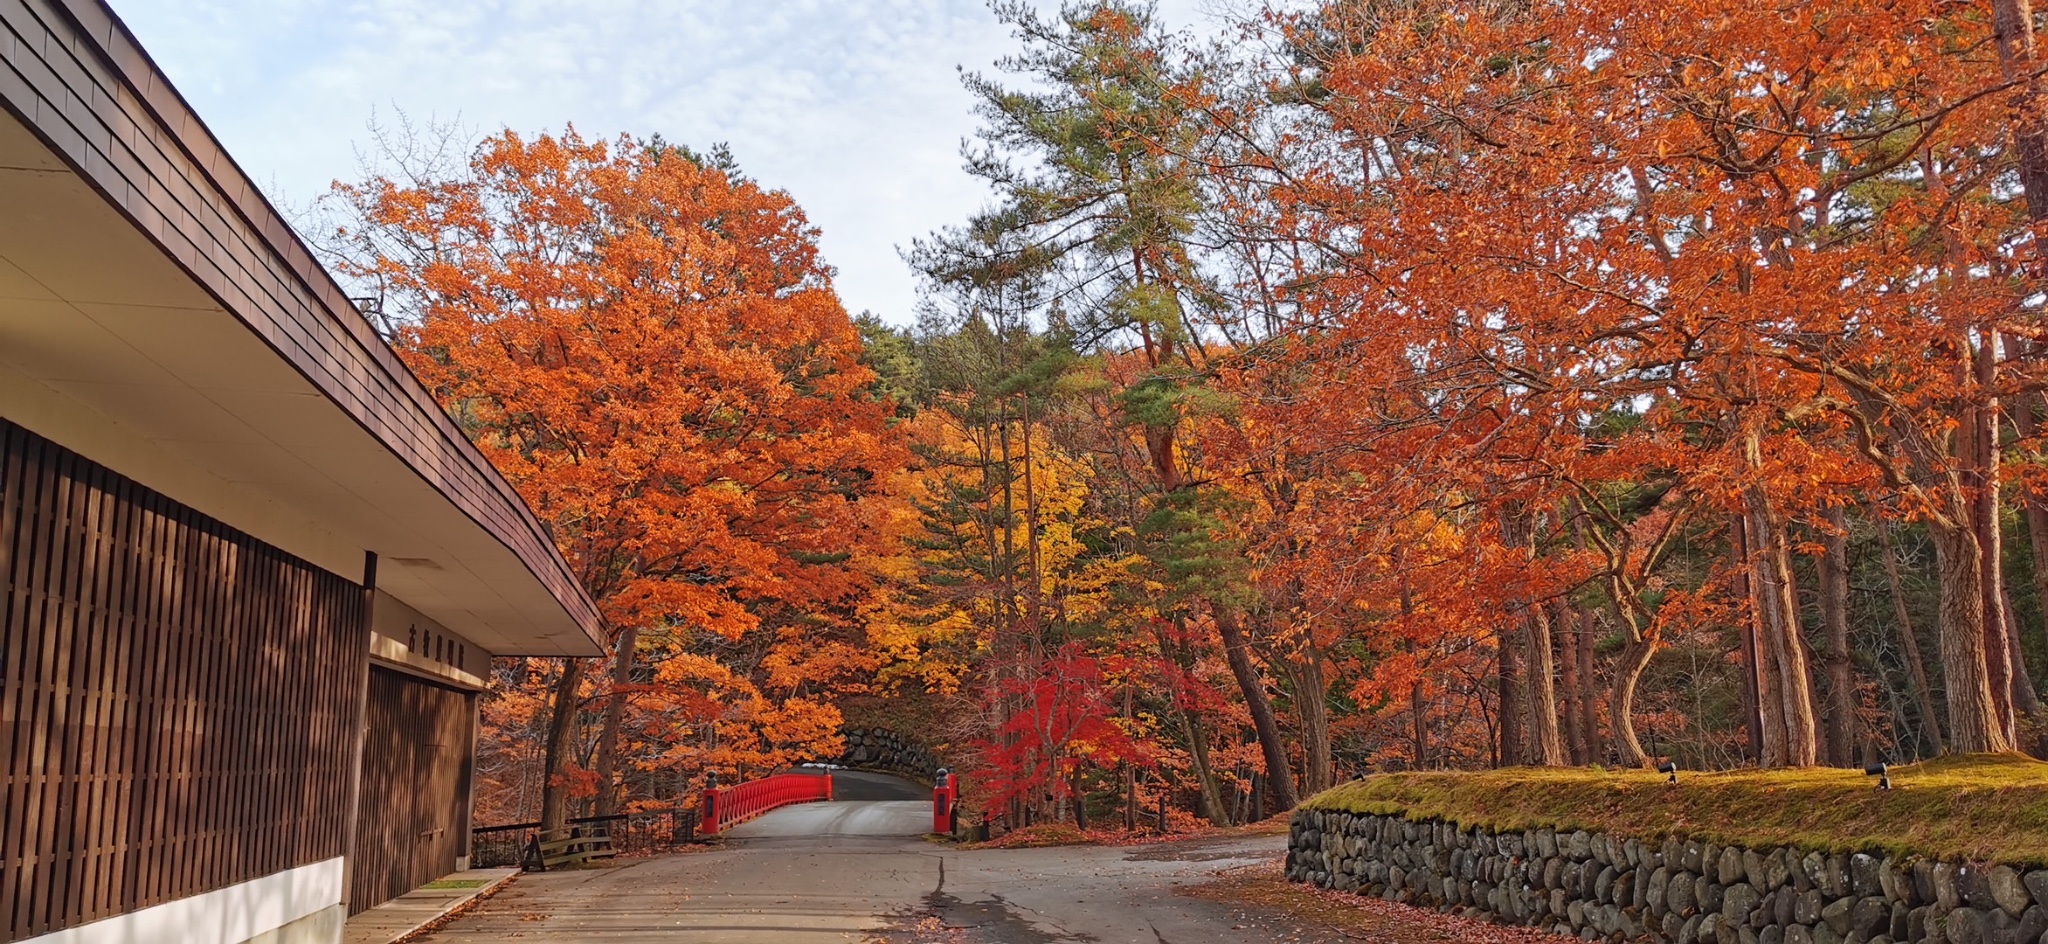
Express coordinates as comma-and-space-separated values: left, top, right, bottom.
349, 668, 475, 914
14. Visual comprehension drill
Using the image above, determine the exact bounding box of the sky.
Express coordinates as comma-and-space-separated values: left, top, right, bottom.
109, 0, 1215, 325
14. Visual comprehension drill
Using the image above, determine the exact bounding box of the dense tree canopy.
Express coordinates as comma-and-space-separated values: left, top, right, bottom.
328, 0, 2048, 836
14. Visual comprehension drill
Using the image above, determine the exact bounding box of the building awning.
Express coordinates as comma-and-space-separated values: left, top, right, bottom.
0, 0, 603, 657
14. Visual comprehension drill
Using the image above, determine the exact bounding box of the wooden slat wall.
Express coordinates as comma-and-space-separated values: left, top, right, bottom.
348, 668, 474, 916
0, 418, 367, 942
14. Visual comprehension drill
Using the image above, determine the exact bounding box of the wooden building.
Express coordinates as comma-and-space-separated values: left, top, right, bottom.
0, 2, 607, 942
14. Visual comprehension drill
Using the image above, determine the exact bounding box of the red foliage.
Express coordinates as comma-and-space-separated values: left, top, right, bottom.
971, 644, 1157, 811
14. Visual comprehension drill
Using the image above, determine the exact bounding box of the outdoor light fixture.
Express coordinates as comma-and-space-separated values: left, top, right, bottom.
1864, 762, 1891, 791
1657, 761, 1678, 784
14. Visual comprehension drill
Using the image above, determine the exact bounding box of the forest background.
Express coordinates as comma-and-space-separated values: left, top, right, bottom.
313, 0, 2048, 834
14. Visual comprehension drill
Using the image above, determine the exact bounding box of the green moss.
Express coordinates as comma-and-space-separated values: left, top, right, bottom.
1302, 753, 2048, 865
417, 878, 492, 889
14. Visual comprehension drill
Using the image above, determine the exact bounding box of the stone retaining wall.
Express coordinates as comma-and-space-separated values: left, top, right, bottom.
1287, 809, 2048, 944
833, 727, 941, 783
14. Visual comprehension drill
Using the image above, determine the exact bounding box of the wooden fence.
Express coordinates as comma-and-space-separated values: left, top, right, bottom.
469, 810, 700, 870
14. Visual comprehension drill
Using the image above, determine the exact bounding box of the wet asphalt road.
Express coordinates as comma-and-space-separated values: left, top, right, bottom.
413, 772, 1288, 943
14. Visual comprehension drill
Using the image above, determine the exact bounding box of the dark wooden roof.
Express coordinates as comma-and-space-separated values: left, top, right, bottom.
0, 0, 604, 651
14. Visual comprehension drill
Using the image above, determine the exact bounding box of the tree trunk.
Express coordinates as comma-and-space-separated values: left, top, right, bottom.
1576, 604, 1602, 761
1397, 554, 1429, 770
1741, 503, 1790, 765
1609, 637, 1655, 767
2001, 571, 2045, 758
1122, 687, 1138, 830
1821, 508, 1857, 766
1214, 607, 1298, 810
1498, 616, 1523, 766
1878, 520, 1945, 753
1745, 485, 1819, 766
1927, 521, 2015, 753
1413, 674, 1429, 769
2003, 584, 2045, 723
539, 656, 590, 834
1566, 501, 1606, 762
1731, 513, 1769, 763
1155, 622, 1229, 826
1289, 638, 1335, 795
1556, 600, 1589, 764
1972, 338, 2020, 745
1526, 603, 1566, 765
593, 624, 640, 817
1178, 707, 1230, 826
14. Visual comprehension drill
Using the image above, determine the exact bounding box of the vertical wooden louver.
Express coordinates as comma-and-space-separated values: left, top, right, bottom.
0, 419, 368, 942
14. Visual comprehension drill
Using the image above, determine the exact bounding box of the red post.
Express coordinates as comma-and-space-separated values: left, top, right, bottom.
933, 770, 954, 835
702, 785, 721, 835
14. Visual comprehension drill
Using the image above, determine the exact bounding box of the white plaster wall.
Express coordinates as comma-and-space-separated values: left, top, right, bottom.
16, 858, 344, 944
369, 590, 491, 690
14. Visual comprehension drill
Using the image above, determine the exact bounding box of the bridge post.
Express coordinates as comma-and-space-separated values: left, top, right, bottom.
702, 772, 722, 835
932, 768, 953, 836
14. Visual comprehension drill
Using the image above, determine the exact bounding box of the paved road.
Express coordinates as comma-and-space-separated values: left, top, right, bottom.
416, 773, 1291, 943
721, 800, 929, 839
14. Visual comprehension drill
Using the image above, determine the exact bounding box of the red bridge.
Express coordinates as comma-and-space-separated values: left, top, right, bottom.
685, 769, 937, 839
700, 771, 837, 833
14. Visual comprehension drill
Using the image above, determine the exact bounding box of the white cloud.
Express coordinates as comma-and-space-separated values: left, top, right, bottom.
109, 0, 1216, 323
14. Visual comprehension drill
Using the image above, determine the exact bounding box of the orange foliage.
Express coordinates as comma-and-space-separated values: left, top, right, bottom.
326, 130, 905, 817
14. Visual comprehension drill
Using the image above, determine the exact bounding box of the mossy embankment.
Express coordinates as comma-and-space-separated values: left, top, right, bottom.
1302, 753, 2048, 864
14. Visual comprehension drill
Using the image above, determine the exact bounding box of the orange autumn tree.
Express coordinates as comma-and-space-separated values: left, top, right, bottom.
323, 130, 903, 831
1247, 0, 2041, 764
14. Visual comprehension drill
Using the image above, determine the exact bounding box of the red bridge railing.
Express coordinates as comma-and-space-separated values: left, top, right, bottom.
701, 771, 834, 834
